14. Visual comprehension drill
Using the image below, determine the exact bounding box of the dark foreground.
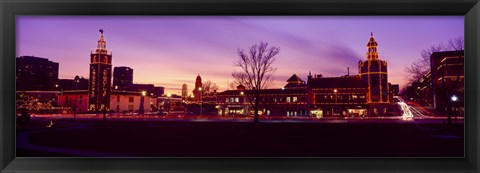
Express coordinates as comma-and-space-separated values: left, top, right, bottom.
17, 118, 464, 157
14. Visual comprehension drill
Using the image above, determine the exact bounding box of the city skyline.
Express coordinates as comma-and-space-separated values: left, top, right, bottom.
17, 16, 464, 94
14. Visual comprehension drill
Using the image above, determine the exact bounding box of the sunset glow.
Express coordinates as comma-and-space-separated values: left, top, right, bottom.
17, 16, 463, 94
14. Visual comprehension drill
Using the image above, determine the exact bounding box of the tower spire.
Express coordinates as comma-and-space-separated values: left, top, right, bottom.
366, 33, 379, 60
96, 29, 107, 53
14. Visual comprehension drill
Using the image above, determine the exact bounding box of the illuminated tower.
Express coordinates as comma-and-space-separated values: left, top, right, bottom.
358, 33, 389, 103
88, 29, 113, 112
182, 83, 188, 101
192, 75, 203, 102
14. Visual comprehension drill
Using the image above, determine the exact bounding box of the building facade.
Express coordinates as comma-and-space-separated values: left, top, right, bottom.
88, 30, 113, 112
58, 75, 89, 91
308, 75, 369, 117
113, 66, 133, 91
58, 90, 152, 113
216, 34, 398, 117
16, 56, 59, 91
216, 75, 310, 117
430, 50, 464, 113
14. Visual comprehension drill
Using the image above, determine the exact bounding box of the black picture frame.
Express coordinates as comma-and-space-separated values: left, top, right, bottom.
1, 0, 479, 172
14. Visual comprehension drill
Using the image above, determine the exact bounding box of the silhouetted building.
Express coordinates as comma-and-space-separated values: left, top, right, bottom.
192, 75, 203, 102
154, 86, 165, 98
128, 83, 155, 96
182, 84, 188, 100
88, 29, 113, 112
430, 50, 464, 113
58, 75, 88, 91
16, 56, 59, 91
390, 84, 400, 96
113, 66, 133, 91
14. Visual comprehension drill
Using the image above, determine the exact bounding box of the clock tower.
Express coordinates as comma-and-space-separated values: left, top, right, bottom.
88, 29, 113, 112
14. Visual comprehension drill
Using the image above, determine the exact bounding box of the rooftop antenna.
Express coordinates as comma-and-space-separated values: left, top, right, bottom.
347, 67, 350, 76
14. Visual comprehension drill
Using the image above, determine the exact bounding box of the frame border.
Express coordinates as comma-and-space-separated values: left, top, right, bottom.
1, 0, 479, 172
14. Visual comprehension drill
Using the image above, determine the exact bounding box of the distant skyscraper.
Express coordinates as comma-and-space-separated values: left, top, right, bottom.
192, 75, 203, 102
88, 29, 113, 112
358, 33, 389, 103
113, 66, 133, 90
16, 56, 59, 91
182, 84, 188, 100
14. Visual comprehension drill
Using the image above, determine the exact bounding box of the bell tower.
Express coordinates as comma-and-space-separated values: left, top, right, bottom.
88, 29, 113, 112
358, 33, 389, 103
192, 74, 203, 102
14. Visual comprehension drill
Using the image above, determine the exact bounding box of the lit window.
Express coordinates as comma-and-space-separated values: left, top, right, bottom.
225, 98, 229, 103
293, 97, 298, 102
235, 97, 239, 103
286, 97, 291, 103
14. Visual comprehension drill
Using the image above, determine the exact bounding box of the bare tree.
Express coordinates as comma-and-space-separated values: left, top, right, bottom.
228, 82, 237, 90
232, 42, 279, 123
202, 80, 219, 96
446, 36, 464, 51
405, 37, 463, 84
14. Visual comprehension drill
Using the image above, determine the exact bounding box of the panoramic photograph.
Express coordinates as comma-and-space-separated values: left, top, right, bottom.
16, 16, 464, 157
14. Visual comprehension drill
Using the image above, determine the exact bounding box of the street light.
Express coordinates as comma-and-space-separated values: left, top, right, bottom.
451, 95, 458, 102
139, 90, 146, 115
166, 93, 171, 114
199, 87, 203, 116
333, 89, 338, 117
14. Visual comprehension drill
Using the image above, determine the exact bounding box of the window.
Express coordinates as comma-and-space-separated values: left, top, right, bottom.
293, 97, 298, 103
301, 97, 305, 102
230, 98, 234, 103
129, 96, 134, 102
117, 96, 120, 102
352, 95, 358, 99
286, 97, 291, 103
235, 97, 239, 103
273, 97, 277, 103
225, 98, 229, 103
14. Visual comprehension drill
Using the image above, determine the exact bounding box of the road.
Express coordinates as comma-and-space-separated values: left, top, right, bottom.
25, 97, 461, 123
394, 96, 463, 120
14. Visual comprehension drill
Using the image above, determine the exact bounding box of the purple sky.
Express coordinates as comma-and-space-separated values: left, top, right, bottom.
17, 16, 463, 95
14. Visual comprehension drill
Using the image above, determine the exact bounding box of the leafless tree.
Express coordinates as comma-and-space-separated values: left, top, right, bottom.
446, 36, 464, 51
228, 82, 237, 90
405, 37, 464, 84
232, 42, 280, 123
202, 80, 219, 96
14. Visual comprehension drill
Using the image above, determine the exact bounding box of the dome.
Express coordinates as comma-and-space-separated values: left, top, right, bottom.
196, 75, 202, 82
367, 33, 378, 47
